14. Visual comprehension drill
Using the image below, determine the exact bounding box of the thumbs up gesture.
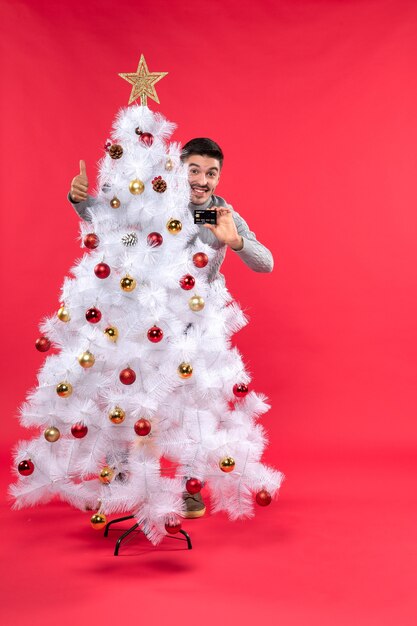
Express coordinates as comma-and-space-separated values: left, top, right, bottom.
70, 160, 89, 202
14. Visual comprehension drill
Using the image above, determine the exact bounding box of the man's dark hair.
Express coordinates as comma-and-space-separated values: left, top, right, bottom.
181, 138, 224, 168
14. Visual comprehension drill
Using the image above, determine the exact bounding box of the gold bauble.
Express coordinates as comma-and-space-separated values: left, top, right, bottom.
99, 466, 114, 484
178, 362, 193, 379
120, 275, 137, 292
104, 326, 118, 342
44, 426, 60, 442
165, 157, 174, 171
78, 350, 95, 368
57, 305, 70, 322
110, 197, 121, 209
219, 456, 236, 473
129, 179, 145, 195
188, 294, 205, 312
166, 218, 182, 234
90, 513, 107, 530
109, 406, 125, 424
56, 382, 73, 397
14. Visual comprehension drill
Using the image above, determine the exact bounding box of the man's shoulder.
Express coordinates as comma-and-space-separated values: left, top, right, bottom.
211, 194, 230, 208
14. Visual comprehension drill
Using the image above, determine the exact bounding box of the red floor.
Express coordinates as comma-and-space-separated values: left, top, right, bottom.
2, 444, 416, 626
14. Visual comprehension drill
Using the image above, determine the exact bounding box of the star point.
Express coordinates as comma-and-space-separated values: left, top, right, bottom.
118, 54, 168, 106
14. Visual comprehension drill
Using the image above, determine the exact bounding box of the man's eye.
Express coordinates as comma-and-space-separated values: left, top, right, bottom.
190, 169, 198, 174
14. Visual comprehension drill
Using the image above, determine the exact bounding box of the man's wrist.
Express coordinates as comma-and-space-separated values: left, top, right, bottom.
69, 192, 80, 204
228, 236, 244, 251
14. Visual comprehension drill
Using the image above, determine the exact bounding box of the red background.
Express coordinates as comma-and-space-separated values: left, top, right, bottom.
1, 1, 416, 624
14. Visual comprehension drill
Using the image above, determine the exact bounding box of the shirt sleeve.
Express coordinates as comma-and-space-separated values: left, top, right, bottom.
231, 209, 274, 273
67, 192, 95, 222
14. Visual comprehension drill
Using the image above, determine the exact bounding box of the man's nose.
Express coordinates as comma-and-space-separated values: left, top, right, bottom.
196, 172, 207, 185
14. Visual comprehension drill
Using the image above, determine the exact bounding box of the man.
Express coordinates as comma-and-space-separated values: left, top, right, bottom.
68, 137, 274, 518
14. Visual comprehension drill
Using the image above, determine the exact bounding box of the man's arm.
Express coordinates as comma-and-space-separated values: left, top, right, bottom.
232, 210, 274, 272
68, 160, 94, 222
204, 206, 274, 272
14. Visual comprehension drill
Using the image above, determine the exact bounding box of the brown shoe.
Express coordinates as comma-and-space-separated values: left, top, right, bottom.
181, 491, 206, 518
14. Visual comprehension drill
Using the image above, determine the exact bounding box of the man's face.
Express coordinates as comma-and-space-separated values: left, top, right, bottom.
184, 154, 221, 205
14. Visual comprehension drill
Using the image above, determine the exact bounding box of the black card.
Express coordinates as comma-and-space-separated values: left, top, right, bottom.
194, 209, 217, 225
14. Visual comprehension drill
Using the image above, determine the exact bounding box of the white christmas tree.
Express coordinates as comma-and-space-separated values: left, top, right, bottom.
11, 58, 283, 545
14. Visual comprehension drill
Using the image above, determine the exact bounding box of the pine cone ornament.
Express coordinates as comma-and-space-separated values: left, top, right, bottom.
109, 144, 123, 159
152, 176, 167, 193
121, 232, 138, 247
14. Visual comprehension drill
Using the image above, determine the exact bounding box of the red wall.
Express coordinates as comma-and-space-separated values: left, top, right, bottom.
1, 0, 416, 462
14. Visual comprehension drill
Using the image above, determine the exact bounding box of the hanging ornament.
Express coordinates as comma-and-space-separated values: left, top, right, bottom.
83, 233, 99, 249
178, 362, 193, 379
56, 382, 73, 397
219, 456, 235, 473
44, 426, 60, 442
165, 520, 182, 534
104, 139, 112, 152
165, 157, 174, 171
18, 459, 34, 476
119, 367, 136, 385
129, 179, 145, 195
35, 336, 51, 352
256, 489, 272, 507
120, 275, 137, 292
147, 232, 163, 247
104, 326, 118, 342
233, 383, 249, 397
147, 326, 163, 343
193, 252, 209, 268
121, 232, 138, 247
109, 406, 125, 424
90, 513, 107, 529
188, 294, 205, 312
134, 418, 151, 436
85, 307, 102, 324
57, 304, 70, 322
94, 262, 111, 279
110, 197, 121, 209
152, 176, 167, 193
186, 478, 202, 495
135, 127, 142, 136
179, 274, 195, 290
139, 132, 154, 147
71, 423, 88, 438
166, 218, 182, 234
99, 466, 114, 484
78, 350, 95, 368
109, 144, 123, 159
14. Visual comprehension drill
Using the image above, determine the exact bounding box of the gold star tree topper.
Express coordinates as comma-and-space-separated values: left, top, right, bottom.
119, 55, 168, 106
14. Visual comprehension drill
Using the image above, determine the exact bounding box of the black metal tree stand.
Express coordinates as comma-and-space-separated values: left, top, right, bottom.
104, 515, 192, 555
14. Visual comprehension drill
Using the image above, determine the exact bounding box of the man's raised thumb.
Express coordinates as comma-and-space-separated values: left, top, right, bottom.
79, 160, 87, 178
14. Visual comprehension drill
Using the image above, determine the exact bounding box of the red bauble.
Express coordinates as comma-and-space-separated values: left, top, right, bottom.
35, 336, 51, 352
256, 489, 272, 507
179, 274, 196, 290
165, 520, 181, 534
83, 233, 99, 249
147, 326, 163, 343
71, 423, 88, 439
140, 132, 154, 147
147, 232, 163, 247
119, 367, 136, 385
94, 262, 111, 279
186, 478, 202, 495
85, 307, 102, 324
18, 459, 34, 476
134, 418, 151, 436
233, 383, 249, 397
193, 252, 208, 268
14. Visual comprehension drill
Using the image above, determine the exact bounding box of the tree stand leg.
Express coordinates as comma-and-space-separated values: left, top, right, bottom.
103, 515, 192, 555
